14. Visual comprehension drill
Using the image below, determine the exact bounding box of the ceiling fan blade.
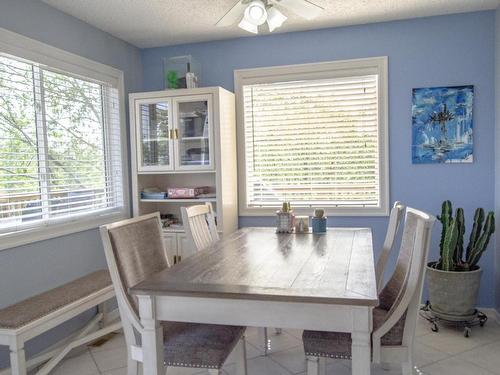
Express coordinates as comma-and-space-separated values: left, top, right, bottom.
216, 0, 248, 27
271, 0, 324, 20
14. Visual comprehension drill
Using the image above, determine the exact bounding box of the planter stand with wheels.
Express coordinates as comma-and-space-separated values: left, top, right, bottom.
419, 301, 488, 337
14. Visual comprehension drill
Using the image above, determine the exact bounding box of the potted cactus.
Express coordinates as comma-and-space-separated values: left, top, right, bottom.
426, 201, 495, 320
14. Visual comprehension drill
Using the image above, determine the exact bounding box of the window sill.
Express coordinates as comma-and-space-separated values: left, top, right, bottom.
239, 206, 389, 217
0, 210, 129, 251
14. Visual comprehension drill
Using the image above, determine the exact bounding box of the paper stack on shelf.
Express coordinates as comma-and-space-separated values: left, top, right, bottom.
141, 187, 167, 200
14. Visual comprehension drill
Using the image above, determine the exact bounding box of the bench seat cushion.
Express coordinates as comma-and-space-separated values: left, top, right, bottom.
163, 322, 245, 369
0, 270, 112, 329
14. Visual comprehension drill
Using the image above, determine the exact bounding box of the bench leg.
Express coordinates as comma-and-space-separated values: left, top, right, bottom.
9, 343, 27, 375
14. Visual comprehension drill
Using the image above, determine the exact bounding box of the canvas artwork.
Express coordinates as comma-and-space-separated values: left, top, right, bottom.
412, 85, 474, 164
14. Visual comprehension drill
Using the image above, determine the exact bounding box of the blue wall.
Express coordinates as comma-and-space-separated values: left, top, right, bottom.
142, 11, 496, 307
0, 0, 143, 369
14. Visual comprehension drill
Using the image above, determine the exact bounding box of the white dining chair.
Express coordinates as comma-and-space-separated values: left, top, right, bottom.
302, 207, 435, 375
100, 212, 247, 375
181, 202, 219, 251
181, 202, 280, 355
376, 201, 405, 293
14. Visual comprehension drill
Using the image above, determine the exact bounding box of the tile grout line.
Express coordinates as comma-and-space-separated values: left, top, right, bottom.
419, 354, 498, 375
87, 347, 105, 374
245, 340, 264, 359
414, 339, 453, 369
267, 343, 303, 371
418, 336, 500, 374
266, 354, 297, 375
416, 324, 500, 355
246, 332, 302, 356
457, 358, 500, 375
445, 340, 500, 375
285, 331, 303, 340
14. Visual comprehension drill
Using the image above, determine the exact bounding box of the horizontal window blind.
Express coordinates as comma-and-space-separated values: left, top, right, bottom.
243, 75, 380, 208
0, 53, 123, 233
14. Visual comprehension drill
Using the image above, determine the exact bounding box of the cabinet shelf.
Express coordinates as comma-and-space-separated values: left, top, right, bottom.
142, 137, 169, 142
180, 112, 207, 119
180, 136, 209, 141
140, 198, 217, 203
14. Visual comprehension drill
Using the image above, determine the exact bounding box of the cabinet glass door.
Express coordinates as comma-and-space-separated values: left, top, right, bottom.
136, 100, 173, 171
174, 96, 213, 170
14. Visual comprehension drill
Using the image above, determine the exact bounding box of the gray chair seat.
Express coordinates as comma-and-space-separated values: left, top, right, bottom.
302, 306, 406, 359
163, 322, 245, 369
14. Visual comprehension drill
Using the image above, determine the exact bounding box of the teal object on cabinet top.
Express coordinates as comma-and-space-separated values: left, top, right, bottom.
312, 217, 327, 233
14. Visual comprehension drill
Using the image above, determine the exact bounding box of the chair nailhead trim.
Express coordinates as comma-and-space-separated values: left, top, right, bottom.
305, 352, 352, 360
167, 362, 218, 369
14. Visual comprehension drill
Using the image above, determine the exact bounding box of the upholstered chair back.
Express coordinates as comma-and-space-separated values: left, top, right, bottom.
378, 209, 418, 311
106, 213, 168, 311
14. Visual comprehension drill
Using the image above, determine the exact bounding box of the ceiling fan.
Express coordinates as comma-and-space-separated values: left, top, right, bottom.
216, 0, 324, 34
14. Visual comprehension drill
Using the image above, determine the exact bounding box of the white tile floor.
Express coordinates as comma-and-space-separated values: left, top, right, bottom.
43, 315, 500, 375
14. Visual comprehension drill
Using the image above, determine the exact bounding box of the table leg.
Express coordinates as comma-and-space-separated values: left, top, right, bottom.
138, 295, 164, 375
352, 331, 371, 374
351, 306, 372, 375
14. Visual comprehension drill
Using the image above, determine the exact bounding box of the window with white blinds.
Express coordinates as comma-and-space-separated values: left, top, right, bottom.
236, 58, 389, 215
0, 51, 125, 238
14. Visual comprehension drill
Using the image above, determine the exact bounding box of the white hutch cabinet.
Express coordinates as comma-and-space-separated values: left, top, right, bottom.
129, 87, 238, 263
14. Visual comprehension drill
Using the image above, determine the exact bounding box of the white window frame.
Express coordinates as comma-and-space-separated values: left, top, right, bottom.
235, 57, 389, 216
0, 27, 129, 250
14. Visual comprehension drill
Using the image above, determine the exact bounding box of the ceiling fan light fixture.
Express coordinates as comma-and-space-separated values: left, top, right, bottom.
238, 16, 259, 34
266, 6, 287, 32
244, 0, 268, 26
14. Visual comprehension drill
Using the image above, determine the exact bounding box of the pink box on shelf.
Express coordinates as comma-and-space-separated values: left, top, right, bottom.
167, 187, 209, 199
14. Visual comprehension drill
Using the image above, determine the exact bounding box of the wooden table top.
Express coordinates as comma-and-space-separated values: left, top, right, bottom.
131, 227, 378, 306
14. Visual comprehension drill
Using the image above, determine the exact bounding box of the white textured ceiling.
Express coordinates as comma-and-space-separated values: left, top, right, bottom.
41, 0, 500, 48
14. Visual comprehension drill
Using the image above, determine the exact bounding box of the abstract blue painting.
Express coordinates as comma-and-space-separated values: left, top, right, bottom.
412, 85, 474, 164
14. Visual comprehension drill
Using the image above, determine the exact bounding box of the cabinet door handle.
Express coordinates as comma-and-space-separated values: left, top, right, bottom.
169, 129, 174, 139
177, 255, 182, 263
174, 129, 179, 139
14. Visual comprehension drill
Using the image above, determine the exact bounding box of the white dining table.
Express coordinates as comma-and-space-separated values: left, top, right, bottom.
131, 227, 378, 375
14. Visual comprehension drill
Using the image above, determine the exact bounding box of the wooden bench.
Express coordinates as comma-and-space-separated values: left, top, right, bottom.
0, 270, 121, 375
